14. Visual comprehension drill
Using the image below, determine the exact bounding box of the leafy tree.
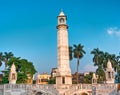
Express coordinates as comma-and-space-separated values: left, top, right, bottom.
2, 57, 37, 84
116, 70, 120, 83
48, 78, 56, 84
96, 66, 105, 83
17, 72, 27, 83
2, 71, 9, 84
73, 44, 86, 84
20, 59, 36, 76
83, 72, 93, 84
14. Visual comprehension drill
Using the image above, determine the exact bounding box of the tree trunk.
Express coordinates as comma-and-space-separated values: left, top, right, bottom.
77, 58, 79, 84
5, 61, 7, 70
5, 64, 7, 70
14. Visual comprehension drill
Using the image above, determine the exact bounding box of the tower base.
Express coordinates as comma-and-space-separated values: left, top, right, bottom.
56, 75, 72, 89
9, 80, 16, 84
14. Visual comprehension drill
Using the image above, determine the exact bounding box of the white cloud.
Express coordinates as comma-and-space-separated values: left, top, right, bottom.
107, 27, 120, 37
107, 28, 114, 35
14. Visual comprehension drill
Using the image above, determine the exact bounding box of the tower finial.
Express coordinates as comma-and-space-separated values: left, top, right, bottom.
59, 10, 65, 16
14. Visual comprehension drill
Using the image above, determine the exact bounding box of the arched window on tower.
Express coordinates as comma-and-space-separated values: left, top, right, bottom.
62, 77, 65, 84
59, 18, 64, 23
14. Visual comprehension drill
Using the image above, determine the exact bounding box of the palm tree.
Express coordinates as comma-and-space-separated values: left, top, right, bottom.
91, 48, 105, 83
91, 48, 104, 67
73, 44, 86, 84
0, 52, 3, 67
3, 52, 14, 70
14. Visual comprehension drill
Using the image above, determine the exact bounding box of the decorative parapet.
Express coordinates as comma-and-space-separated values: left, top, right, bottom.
64, 84, 117, 95
1, 84, 58, 95
0, 84, 118, 95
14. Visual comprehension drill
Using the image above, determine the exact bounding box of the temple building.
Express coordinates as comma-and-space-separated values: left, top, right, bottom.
36, 72, 50, 84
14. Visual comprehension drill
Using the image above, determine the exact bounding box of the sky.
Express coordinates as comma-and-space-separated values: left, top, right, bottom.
0, 0, 120, 74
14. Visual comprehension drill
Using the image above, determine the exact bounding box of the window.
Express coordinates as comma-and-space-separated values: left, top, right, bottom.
62, 77, 65, 84
108, 72, 111, 78
59, 18, 64, 23
12, 73, 15, 79
41, 79, 48, 82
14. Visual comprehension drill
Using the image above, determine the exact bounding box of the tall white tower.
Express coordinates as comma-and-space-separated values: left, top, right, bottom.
56, 11, 72, 87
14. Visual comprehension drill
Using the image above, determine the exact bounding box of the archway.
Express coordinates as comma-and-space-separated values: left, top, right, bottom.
81, 92, 88, 95
35, 92, 43, 95
35, 91, 54, 95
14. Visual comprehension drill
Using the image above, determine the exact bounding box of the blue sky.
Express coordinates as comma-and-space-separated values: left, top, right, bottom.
0, 0, 120, 74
